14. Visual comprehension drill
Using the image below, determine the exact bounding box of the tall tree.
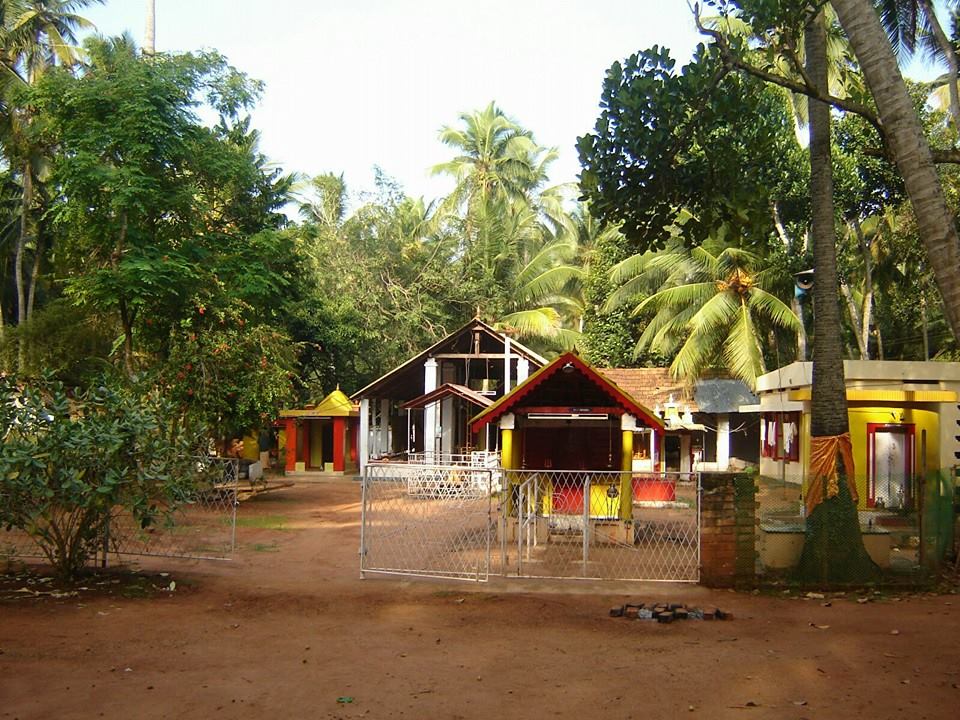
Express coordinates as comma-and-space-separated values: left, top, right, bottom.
27, 36, 283, 376
829, 0, 960, 343
606, 242, 800, 389
797, 7, 877, 582
1, 0, 101, 329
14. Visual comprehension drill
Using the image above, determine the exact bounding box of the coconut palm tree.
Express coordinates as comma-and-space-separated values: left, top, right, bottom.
431, 102, 555, 212
877, 0, 960, 130
0, 0, 101, 331
606, 241, 800, 389
831, 0, 960, 344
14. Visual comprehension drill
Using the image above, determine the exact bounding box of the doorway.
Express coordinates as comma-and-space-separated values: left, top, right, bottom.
867, 423, 915, 509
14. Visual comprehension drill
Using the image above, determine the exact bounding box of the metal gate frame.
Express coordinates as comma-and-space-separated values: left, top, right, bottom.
506, 470, 701, 582
360, 463, 497, 581
360, 464, 702, 584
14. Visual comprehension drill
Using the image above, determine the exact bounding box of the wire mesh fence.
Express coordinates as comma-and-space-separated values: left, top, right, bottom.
504, 470, 700, 582
756, 469, 957, 584
361, 463, 497, 581
359, 465, 700, 583
1, 457, 238, 569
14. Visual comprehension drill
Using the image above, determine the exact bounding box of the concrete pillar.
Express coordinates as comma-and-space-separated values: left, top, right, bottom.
359, 399, 370, 473
424, 358, 439, 460
516, 357, 529, 385
500, 413, 515, 515
717, 414, 730, 471
680, 434, 691, 476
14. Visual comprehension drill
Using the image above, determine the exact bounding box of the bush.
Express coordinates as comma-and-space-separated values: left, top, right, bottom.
0, 375, 197, 579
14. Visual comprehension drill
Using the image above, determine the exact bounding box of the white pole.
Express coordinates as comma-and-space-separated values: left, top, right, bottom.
359, 398, 370, 473
503, 337, 512, 394
423, 358, 439, 462
144, 0, 156, 55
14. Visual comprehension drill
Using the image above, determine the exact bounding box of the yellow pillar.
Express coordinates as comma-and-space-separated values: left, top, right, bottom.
620, 429, 633, 521
500, 425, 515, 515
500, 428, 514, 470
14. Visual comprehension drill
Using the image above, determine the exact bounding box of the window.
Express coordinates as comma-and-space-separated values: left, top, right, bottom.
762, 412, 801, 462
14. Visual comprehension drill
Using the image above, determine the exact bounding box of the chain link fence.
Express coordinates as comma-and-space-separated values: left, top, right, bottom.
1, 457, 238, 569
505, 470, 700, 582
360, 465, 700, 583
756, 469, 957, 585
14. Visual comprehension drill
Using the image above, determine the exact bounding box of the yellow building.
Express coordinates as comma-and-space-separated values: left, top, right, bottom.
753, 360, 960, 510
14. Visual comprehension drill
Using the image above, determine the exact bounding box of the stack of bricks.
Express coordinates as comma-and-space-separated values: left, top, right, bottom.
700, 473, 758, 588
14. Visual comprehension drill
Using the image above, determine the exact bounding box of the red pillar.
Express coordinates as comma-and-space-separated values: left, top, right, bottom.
333, 417, 346, 472
284, 418, 297, 472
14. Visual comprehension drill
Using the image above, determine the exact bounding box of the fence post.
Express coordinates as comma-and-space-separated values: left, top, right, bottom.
101, 513, 110, 569
359, 469, 368, 578
583, 474, 591, 577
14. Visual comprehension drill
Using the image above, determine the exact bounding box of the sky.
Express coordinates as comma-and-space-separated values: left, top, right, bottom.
82, 1, 703, 205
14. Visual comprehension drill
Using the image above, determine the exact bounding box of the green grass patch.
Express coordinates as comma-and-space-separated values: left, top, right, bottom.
233, 515, 289, 530
250, 542, 280, 553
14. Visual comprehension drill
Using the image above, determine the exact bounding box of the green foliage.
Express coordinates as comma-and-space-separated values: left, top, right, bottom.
0, 299, 115, 381
161, 302, 298, 442
0, 374, 198, 579
578, 44, 804, 250
21, 36, 289, 373
608, 241, 800, 388
579, 215, 650, 366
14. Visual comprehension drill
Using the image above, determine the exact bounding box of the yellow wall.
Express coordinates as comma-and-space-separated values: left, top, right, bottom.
799, 405, 940, 509
241, 433, 260, 462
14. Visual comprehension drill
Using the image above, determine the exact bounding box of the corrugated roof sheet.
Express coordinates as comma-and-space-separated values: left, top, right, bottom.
694, 379, 758, 413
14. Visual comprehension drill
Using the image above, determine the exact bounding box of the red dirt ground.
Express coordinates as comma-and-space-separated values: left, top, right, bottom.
2, 481, 959, 720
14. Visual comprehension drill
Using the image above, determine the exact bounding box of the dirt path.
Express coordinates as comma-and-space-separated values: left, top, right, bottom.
2, 481, 959, 720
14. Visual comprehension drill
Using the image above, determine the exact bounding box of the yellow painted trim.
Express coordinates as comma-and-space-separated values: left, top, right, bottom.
620, 430, 633, 521
501, 429, 513, 471
787, 389, 957, 403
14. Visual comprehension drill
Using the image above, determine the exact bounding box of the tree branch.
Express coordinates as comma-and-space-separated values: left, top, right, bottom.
693, 3, 886, 141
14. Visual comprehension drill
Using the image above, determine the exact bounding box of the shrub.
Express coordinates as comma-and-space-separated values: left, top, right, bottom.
0, 375, 197, 579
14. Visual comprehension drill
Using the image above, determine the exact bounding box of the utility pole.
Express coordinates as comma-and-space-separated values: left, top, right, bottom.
144, 0, 156, 55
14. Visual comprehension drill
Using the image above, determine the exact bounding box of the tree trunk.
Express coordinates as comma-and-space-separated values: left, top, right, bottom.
796, 8, 877, 585
114, 212, 135, 377
849, 217, 873, 358
920, 292, 929, 360
26, 229, 42, 321
832, 0, 960, 344
16, 161, 32, 326
807, 15, 848, 441
840, 282, 866, 358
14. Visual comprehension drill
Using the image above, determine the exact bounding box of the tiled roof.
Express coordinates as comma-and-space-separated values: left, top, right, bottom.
598, 368, 698, 412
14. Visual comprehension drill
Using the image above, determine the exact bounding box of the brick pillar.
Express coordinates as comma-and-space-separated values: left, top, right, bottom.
700, 473, 758, 587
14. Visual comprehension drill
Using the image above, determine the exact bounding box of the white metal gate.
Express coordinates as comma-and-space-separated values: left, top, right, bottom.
359, 465, 700, 583
360, 463, 498, 581
507, 470, 701, 582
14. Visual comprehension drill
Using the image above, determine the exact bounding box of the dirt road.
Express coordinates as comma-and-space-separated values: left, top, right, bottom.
2, 481, 958, 719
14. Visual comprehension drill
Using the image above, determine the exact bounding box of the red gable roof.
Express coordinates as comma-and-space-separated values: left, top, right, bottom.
470, 352, 664, 432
